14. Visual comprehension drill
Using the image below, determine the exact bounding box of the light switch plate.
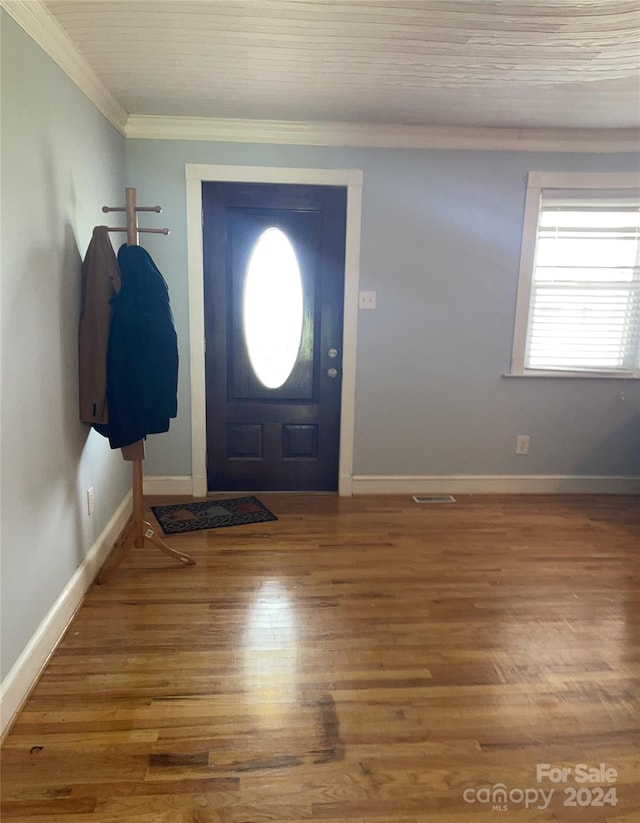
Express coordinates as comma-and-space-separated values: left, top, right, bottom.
359, 291, 377, 309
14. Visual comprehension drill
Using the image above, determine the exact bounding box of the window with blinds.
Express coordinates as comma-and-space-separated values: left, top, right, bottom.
511, 173, 640, 379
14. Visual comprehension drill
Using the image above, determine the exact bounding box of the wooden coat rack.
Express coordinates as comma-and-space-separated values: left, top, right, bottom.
97, 188, 195, 583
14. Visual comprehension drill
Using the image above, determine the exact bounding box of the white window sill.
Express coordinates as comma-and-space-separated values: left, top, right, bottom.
504, 371, 640, 380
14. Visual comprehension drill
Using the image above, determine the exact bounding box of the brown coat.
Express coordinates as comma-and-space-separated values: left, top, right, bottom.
78, 226, 120, 425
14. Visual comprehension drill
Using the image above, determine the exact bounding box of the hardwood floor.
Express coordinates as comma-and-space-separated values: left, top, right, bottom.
2, 494, 639, 822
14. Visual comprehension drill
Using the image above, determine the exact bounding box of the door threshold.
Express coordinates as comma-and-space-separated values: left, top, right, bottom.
206, 490, 338, 496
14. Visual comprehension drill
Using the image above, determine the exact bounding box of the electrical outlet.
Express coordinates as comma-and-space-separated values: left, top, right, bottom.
359, 290, 377, 310
515, 435, 530, 455
86, 487, 95, 516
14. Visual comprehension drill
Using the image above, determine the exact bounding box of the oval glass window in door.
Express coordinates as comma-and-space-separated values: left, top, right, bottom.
243, 227, 304, 389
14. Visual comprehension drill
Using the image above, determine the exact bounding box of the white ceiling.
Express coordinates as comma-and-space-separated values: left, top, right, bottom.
40, 0, 640, 130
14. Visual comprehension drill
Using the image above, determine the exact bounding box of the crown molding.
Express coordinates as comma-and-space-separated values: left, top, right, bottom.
125, 115, 640, 153
0, 0, 128, 134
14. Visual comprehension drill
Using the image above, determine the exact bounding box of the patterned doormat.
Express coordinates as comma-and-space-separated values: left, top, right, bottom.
150, 496, 278, 535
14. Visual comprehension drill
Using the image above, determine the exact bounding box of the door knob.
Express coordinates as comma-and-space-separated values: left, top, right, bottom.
327, 368, 338, 379
328, 348, 338, 358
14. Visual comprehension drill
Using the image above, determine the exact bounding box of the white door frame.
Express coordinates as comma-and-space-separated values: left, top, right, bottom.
185, 164, 363, 497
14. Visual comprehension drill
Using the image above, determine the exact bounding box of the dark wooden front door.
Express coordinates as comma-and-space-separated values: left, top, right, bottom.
203, 182, 347, 491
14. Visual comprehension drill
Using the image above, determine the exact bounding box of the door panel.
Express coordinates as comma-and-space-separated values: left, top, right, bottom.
203, 182, 346, 491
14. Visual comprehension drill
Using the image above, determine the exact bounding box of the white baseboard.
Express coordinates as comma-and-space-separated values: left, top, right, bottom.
351, 474, 640, 495
143, 476, 194, 495
0, 490, 133, 740
143, 473, 640, 497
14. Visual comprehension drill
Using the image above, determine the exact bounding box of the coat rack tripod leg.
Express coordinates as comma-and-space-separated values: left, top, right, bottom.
97, 459, 195, 584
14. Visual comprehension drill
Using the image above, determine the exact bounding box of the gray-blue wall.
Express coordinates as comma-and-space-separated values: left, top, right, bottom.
0, 11, 129, 679
126, 140, 640, 480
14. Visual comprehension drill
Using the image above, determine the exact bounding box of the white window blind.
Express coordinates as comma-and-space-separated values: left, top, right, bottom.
525, 191, 640, 374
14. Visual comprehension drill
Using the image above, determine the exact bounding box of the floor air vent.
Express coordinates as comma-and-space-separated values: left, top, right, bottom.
412, 495, 456, 504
